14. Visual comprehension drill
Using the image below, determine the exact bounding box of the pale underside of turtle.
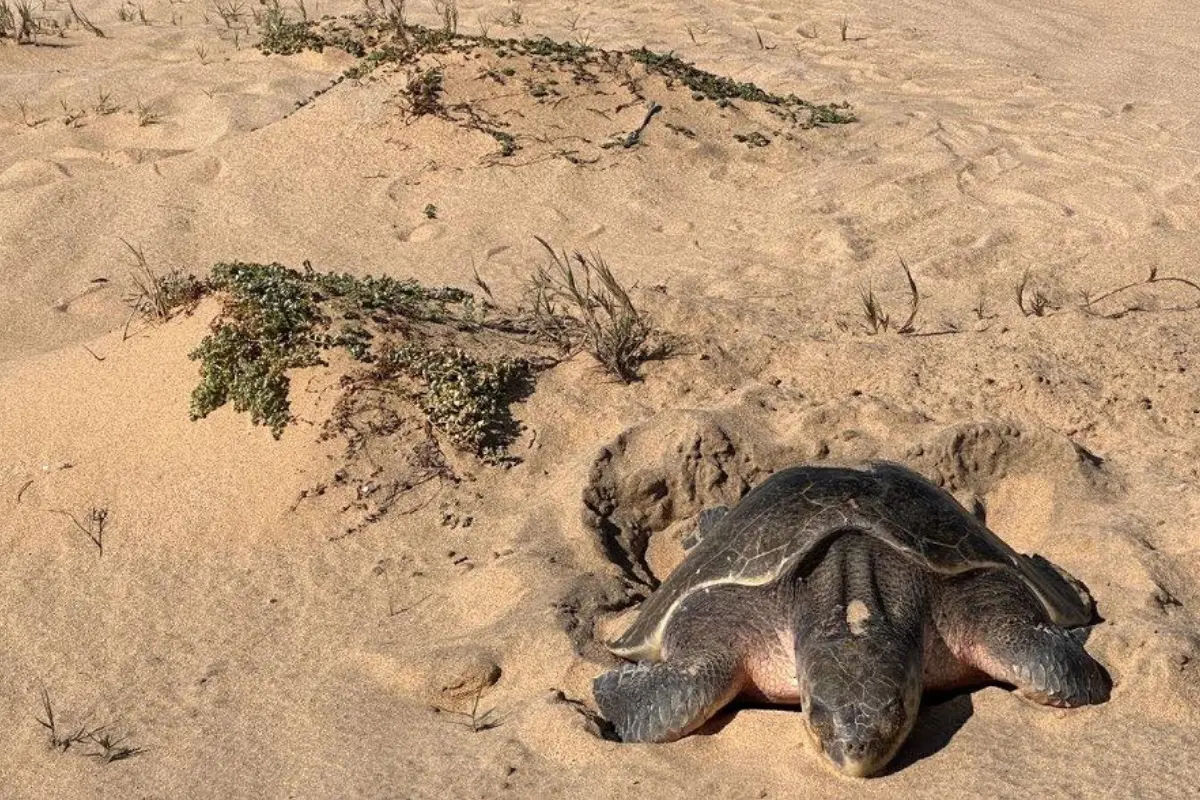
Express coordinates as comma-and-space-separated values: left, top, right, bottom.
592, 461, 1111, 778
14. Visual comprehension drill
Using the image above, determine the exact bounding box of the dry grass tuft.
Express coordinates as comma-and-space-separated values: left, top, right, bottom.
67, 0, 105, 36
1016, 270, 1057, 317
120, 239, 207, 325
525, 237, 669, 382
36, 688, 145, 762
859, 257, 920, 334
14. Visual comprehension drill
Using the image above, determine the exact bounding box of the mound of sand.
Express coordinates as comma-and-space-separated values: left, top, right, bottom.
2, 1, 1199, 797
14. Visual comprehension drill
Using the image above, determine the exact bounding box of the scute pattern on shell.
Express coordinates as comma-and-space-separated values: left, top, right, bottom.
608, 461, 1090, 660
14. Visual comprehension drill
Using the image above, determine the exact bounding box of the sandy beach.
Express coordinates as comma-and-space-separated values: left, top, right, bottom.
2, 0, 1199, 797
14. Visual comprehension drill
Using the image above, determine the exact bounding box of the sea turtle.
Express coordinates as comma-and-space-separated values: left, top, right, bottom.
592, 461, 1110, 777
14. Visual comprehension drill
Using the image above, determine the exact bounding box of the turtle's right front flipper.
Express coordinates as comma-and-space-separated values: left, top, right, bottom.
593, 654, 741, 743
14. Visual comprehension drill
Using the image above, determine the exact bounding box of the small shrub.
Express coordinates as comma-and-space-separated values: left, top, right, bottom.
189, 262, 330, 437
1016, 270, 1057, 317
0, 1, 16, 38
211, 0, 245, 28
189, 262, 483, 440
258, 0, 323, 55
406, 68, 444, 116
491, 130, 517, 156
7, 0, 40, 42
375, 345, 530, 459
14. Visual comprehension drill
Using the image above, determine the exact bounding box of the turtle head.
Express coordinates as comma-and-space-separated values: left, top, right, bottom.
798, 635, 922, 778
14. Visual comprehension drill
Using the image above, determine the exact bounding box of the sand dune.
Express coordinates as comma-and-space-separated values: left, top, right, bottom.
2, 0, 1199, 797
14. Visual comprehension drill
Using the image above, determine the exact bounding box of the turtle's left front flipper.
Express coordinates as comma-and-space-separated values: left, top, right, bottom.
593, 654, 741, 743
934, 568, 1111, 707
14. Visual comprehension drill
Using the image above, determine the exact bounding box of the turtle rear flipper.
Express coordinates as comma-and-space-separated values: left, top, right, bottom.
1024, 553, 1097, 626
593, 656, 741, 743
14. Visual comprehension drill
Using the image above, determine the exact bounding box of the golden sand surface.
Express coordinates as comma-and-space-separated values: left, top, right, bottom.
2, 1, 1198, 797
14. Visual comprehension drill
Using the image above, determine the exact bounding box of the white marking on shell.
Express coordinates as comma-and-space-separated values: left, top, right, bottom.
846, 599, 871, 636
617, 572, 786, 661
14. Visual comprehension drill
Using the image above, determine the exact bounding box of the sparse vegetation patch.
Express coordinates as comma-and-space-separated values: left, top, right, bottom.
734, 131, 771, 147
189, 262, 329, 437
253, 17, 854, 162
152, 246, 666, 534
258, 0, 323, 55
36, 688, 144, 763
184, 259, 548, 457
627, 48, 853, 125
187, 261, 472, 437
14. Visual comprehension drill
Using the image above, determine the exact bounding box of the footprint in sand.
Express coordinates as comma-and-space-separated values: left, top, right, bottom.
0, 159, 71, 191
185, 155, 225, 185
393, 222, 445, 243
339, 646, 502, 707
652, 220, 695, 236
434, 648, 503, 702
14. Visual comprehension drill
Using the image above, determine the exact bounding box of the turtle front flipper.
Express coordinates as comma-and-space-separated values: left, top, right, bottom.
593, 655, 741, 743
934, 568, 1111, 707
